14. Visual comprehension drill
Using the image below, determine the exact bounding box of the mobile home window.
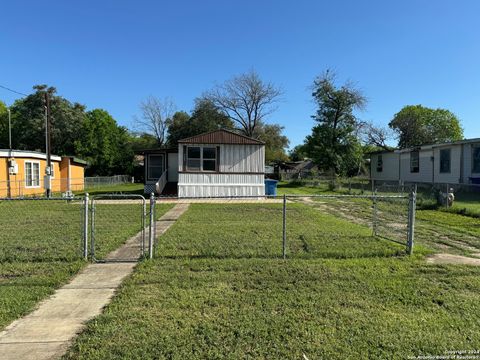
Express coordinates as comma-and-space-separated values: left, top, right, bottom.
439, 149, 451, 173
473, 146, 480, 173
148, 155, 164, 180
25, 161, 40, 187
410, 151, 419, 173
376, 155, 383, 172
186, 146, 217, 172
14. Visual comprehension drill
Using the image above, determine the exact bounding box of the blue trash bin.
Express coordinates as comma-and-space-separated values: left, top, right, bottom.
264, 179, 278, 196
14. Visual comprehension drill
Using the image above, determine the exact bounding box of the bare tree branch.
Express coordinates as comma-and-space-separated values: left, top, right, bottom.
134, 96, 176, 146
360, 121, 393, 150
202, 70, 282, 137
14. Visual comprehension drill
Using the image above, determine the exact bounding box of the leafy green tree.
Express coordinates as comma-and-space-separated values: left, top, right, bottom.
389, 105, 463, 148
0, 101, 9, 148
8, 85, 86, 155
254, 123, 289, 162
129, 132, 158, 151
75, 109, 134, 176
304, 71, 366, 176
166, 99, 234, 146
289, 144, 308, 161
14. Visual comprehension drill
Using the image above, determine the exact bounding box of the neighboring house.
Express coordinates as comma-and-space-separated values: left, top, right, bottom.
0, 150, 87, 197
141, 129, 265, 197
370, 138, 480, 185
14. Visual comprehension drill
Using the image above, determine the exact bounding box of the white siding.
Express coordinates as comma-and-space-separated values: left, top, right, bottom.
464, 142, 480, 180
219, 145, 264, 172
178, 143, 265, 198
399, 149, 433, 183
433, 145, 461, 184
370, 153, 399, 181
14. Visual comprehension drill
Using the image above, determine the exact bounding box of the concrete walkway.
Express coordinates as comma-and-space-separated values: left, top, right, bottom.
0, 203, 189, 360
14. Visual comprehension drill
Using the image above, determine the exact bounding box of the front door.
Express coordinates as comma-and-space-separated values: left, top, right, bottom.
168, 152, 178, 182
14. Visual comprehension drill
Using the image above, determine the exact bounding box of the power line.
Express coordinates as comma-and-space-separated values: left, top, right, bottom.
0, 84, 29, 97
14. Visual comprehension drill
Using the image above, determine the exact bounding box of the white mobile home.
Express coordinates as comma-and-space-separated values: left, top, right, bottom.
142, 129, 265, 197
370, 138, 480, 185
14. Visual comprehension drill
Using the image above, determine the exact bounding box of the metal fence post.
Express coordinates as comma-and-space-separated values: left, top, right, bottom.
372, 188, 378, 236
142, 199, 146, 256
83, 193, 89, 260
282, 194, 287, 259
90, 201, 96, 261
148, 192, 155, 259
407, 185, 417, 255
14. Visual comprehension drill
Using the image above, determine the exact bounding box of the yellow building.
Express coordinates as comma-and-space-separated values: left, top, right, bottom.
0, 150, 87, 197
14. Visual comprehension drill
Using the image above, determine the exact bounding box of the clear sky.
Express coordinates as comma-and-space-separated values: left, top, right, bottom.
1, 0, 479, 148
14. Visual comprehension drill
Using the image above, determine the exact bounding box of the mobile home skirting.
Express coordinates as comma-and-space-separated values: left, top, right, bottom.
178, 173, 265, 197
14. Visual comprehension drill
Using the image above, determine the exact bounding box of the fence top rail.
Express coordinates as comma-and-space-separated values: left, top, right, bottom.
0, 196, 81, 201
149, 194, 410, 200
90, 194, 146, 201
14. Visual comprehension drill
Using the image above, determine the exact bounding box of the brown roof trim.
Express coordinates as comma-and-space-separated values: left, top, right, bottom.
178, 129, 264, 145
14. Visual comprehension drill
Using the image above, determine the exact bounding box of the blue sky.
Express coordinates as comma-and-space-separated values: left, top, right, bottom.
1, 0, 479, 148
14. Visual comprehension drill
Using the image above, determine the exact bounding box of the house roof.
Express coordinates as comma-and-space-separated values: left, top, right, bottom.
0, 149, 62, 162
178, 129, 264, 145
370, 138, 480, 155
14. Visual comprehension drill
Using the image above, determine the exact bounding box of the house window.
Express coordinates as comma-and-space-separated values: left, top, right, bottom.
473, 146, 480, 173
25, 161, 40, 187
148, 155, 164, 180
376, 155, 383, 172
439, 149, 451, 173
186, 146, 217, 172
410, 151, 419, 173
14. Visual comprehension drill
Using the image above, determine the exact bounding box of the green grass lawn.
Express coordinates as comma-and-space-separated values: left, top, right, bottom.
156, 203, 404, 259
63, 203, 480, 359
0, 199, 173, 330
75, 183, 145, 196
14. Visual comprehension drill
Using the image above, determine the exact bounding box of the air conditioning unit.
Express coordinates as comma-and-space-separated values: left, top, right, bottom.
8, 160, 18, 175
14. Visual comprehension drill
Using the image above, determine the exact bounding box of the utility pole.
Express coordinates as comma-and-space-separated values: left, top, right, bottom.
7, 108, 12, 198
44, 92, 52, 198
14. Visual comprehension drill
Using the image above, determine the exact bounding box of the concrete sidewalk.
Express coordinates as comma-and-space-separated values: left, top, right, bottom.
0, 203, 189, 360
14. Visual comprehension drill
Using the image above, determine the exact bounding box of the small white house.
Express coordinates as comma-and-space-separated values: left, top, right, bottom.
370, 138, 480, 185
142, 129, 265, 197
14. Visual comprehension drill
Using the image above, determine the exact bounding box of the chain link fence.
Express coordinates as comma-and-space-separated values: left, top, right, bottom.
0, 197, 85, 262
85, 175, 132, 189
152, 192, 415, 260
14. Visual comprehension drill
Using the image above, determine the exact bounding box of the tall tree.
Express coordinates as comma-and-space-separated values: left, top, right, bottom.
389, 105, 463, 148
75, 109, 134, 176
202, 70, 282, 137
254, 123, 289, 162
135, 96, 175, 146
166, 99, 234, 146
304, 71, 366, 176
7, 85, 85, 155
0, 101, 9, 148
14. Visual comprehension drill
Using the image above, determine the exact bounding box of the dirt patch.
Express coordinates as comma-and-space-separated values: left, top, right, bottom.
426, 253, 480, 266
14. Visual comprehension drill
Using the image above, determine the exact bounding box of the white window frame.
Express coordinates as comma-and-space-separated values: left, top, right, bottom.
25, 161, 41, 188
186, 146, 217, 172
147, 154, 165, 181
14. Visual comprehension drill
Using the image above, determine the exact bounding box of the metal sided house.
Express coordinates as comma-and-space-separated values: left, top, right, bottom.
370, 138, 480, 185
142, 129, 266, 197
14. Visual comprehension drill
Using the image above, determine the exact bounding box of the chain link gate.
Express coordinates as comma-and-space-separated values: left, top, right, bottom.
87, 194, 153, 262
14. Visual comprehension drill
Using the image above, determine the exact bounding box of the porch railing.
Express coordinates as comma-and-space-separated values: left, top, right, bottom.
155, 170, 168, 194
